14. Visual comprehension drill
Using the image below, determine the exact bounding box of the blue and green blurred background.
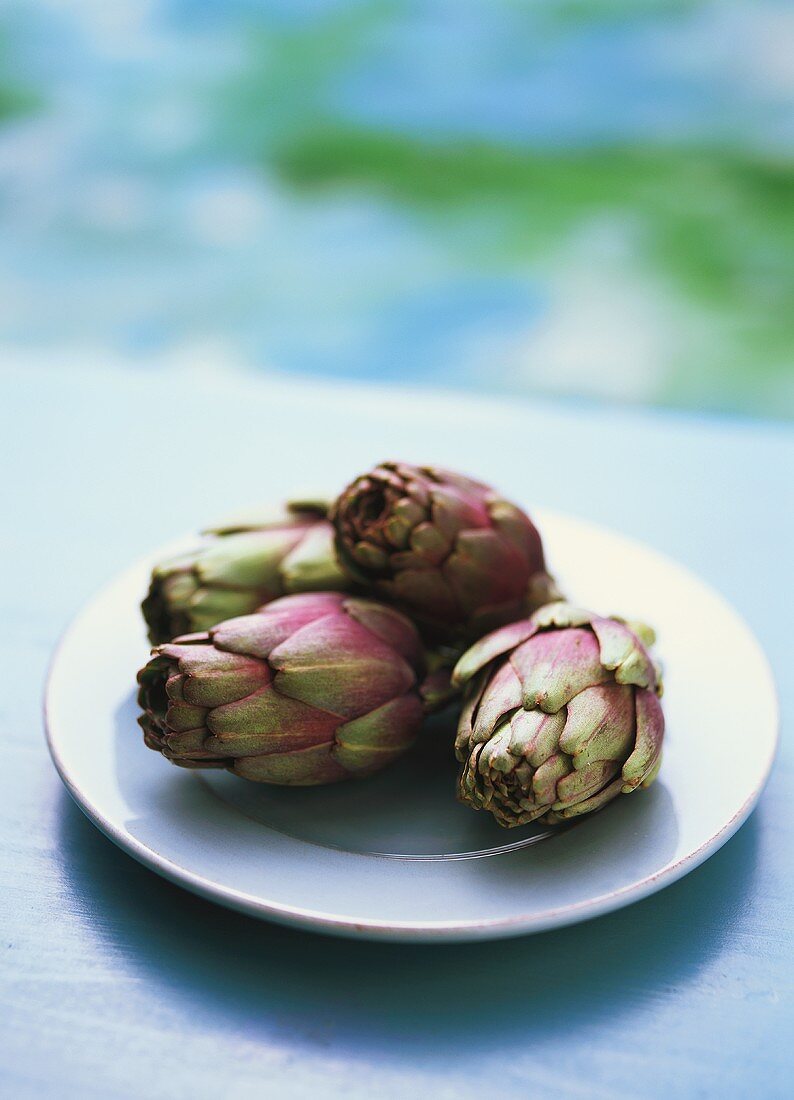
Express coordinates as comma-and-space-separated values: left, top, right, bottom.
1, 0, 791, 417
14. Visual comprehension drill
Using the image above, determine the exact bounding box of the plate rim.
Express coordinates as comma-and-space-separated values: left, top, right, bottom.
44, 512, 780, 942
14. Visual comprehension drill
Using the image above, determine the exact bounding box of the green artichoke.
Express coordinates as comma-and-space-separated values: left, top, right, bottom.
331, 462, 557, 644
138, 592, 427, 785
142, 500, 350, 645
453, 602, 664, 827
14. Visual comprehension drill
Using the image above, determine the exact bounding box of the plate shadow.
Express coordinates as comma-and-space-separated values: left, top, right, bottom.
56, 787, 761, 1064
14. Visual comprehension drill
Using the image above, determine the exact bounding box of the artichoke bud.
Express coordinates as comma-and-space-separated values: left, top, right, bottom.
142, 500, 351, 645
453, 601, 665, 827
138, 592, 427, 786
330, 462, 558, 644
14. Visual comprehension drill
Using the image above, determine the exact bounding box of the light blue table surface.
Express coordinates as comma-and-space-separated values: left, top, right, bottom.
2, 364, 792, 1098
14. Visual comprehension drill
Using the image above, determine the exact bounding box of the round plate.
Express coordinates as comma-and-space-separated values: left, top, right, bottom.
45, 511, 778, 942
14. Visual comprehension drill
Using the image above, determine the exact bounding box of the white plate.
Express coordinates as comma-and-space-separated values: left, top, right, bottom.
45, 511, 778, 942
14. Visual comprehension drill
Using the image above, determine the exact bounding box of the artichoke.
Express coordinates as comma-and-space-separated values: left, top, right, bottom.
453, 602, 664, 827
138, 592, 427, 785
331, 462, 556, 643
142, 500, 349, 645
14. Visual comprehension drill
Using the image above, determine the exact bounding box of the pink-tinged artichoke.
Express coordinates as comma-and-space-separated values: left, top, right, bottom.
453, 602, 664, 827
142, 500, 350, 645
330, 462, 556, 643
138, 592, 427, 785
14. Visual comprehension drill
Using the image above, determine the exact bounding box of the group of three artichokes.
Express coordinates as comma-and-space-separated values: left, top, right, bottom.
138, 462, 664, 828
